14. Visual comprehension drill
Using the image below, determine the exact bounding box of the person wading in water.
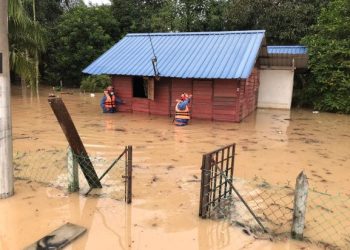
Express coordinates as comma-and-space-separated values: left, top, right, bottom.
100, 86, 123, 113
174, 93, 192, 126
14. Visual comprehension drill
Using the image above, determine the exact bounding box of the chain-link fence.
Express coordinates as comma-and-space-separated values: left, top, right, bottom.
13, 146, 132, 201
199, 145, 350, 249
200, 173, 350, 249
305, 189, 350, 249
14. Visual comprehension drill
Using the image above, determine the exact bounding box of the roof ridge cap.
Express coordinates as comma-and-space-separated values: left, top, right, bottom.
126, 30, 266, 37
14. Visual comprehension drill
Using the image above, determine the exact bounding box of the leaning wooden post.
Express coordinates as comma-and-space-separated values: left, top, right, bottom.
291, 171, 309, 240
48, 97, 101, 188
126, 145, 132, 204
67, 146, 79, 192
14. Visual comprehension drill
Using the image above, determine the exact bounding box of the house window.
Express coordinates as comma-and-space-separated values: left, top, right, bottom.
132, 76, 155, 100
133, 76, 148, 98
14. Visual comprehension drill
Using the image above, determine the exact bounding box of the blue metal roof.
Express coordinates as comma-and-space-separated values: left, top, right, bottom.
267, 46, 307, 55
83, 31, 265, 79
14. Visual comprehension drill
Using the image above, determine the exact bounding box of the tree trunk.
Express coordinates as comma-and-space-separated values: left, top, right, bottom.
33, 0, 39, 97
35, 51, 39, 97
21, 76, 27, 98
0, 0, 14, 198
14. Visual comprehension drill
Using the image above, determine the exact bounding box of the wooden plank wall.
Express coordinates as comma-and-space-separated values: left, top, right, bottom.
239, 67, 259, 120
213, 79, 240, 122
112, 76, 133, 112
192, 80, 213, 120
112, 71, 259, 122
132, 98, 150, 113
150, 78, 171, 116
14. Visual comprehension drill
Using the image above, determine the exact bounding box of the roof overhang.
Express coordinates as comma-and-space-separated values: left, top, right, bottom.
259, 46, 308, 70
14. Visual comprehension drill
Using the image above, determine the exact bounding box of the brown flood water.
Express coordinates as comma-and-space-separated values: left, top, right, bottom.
1, 87, 349, 250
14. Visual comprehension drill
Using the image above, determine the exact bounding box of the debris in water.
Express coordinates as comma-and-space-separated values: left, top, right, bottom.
151, 176, 159, 183
166, 165, 175, 170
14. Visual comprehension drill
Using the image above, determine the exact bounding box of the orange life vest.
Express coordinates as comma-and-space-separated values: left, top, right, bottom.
104, 93, 116, 110
175, 102, 191, 120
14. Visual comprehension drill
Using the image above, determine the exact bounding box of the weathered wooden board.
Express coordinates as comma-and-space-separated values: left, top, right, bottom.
192, 80, 213, 119
24, 223, 86, 250
48, 97, 102, 188
149, 79, 170, 116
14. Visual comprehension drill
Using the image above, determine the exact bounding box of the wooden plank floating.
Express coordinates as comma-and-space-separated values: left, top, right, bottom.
48, 97, 102, 188
24, 223, 86, 250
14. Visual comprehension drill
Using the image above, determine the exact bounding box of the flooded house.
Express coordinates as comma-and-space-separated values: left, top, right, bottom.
83, 31, 307, 122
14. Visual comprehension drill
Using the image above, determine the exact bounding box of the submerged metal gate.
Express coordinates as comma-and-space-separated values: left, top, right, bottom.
199, 143, 235, 218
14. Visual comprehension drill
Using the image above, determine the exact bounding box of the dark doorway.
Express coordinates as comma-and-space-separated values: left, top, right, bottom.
132, 76, 148, 98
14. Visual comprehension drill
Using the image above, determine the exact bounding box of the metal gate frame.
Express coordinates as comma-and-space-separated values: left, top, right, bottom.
199, 143, 235, 218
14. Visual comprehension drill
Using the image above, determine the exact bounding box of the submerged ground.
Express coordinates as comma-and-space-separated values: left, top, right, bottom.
0, 87, 349, 249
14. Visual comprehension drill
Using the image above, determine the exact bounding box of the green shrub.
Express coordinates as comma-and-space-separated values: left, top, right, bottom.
80, 75, 111, 92
301, 0, 350, 113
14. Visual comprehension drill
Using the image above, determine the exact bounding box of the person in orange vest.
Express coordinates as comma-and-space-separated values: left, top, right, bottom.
100, 86, 123, 113
174, 93, 192, 126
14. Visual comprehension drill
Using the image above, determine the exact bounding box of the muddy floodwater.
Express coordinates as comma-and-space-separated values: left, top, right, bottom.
0, 87, 349, 250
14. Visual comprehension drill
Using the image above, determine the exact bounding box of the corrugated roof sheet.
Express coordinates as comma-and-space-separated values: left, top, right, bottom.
83, 31, 265, 79
267, 46, 307, 55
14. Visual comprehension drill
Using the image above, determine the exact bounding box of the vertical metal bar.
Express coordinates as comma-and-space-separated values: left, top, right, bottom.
208, 155, 214, 217
224, 147, 230, 198
229, 144, 235, 195
124, 146, 127, 203
218, 149, 224, 202
232, 144, 236, 174
201, 154, 211, 218
212, 152, 219, 208
127, 145, 132, 204
199, 154, 206, 217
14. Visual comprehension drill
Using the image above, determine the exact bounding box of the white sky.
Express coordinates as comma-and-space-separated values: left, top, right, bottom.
83, 0, 111, 5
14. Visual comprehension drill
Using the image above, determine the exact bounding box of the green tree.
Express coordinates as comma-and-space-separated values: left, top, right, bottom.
225, 0, 329, 44
8, 0, 45, 95
46, 5, 119, 86
302, 0, 350, 113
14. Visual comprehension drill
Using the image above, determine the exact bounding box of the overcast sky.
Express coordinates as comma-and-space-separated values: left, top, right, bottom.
83, 0, 111, 5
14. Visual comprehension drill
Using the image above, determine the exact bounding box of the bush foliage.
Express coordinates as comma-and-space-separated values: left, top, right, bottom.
80, 75, 110, 92
302, 0, 350, 113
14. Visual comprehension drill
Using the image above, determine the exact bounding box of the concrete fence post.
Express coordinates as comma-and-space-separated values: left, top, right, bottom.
0, 0, 14, 199
67, 146, 79, 192
291, 171, 309, 240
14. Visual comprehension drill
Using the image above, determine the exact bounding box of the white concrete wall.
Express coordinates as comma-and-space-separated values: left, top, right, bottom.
258, 69, 294, 109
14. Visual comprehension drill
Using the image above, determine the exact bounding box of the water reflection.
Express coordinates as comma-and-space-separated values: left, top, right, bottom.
3, 86, 349, 249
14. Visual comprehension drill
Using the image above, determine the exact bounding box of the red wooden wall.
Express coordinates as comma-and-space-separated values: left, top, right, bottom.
213, 79, 240, 122
238, 67, 259, 120
112, 76, 132, 112
150, 78, 171, 116
111, 68, 259, 122
192, 80, 213, 119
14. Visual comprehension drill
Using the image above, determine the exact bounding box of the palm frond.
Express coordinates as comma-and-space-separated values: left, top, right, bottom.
9, 49, 36, 84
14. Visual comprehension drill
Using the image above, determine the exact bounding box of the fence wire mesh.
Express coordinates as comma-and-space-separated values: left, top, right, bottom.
304, 190, 350, 249
13, 147, 127, 201
205, 175, 294, 237
204, 173, 350, 249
